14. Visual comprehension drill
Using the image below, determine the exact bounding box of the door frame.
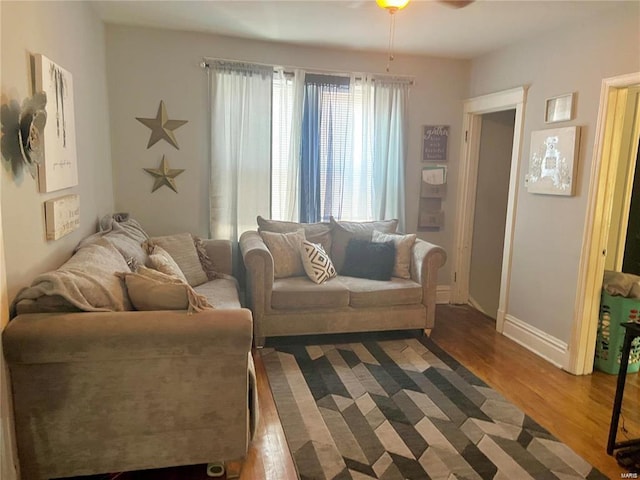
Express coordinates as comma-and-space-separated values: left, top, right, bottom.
569, 72, 640, 375
451, 86, 528, 333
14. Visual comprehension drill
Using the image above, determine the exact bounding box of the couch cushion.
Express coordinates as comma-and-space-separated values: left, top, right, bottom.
193, 277, 242, 309
372, 231, 417, 280
341, 239, 396, 280
257, 216, 333, 253
300, 240, 337, 284
147, 245, 189, 283
260, 229, 306, 278
329, 217, 398, 273
121, 267, 211, 313
149, 233, 208, 287
271, 277, 349, 310
194, 236, 221, 280
338, 275, 422, 308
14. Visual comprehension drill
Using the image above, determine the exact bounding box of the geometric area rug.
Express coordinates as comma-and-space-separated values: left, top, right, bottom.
261, 331, 606, 480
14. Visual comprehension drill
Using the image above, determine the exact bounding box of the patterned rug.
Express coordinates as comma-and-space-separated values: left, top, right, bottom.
261, 331, 606, 480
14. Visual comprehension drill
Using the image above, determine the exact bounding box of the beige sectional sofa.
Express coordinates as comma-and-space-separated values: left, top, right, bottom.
2, 215, 255, 480
240, 217, 446, 347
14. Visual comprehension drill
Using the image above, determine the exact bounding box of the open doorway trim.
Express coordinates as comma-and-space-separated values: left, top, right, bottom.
452, 86, 528, 334
570, 72, 640, 375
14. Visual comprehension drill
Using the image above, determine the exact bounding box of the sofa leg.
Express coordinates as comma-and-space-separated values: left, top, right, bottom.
206, 462, 225, 477
225, 458, 244, 479
423, 328, 432, 337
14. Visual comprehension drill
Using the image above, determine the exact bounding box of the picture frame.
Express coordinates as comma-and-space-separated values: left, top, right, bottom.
545, 93, 574, 123
526, 126, 581, 196
44, 194, 80, 240
34, 54, 78, 193
422, 125, 449, 162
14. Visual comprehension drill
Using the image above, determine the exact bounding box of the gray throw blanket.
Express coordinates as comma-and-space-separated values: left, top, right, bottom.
11, 239, 133, 315
10, 214, 149, 317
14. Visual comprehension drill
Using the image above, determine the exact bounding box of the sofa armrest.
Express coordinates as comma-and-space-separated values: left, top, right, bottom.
200, 238, 233, 276
2, 309, 254, 478
3, 309, 253, 364
239, 231, 274, 346
411, 239, 447, 330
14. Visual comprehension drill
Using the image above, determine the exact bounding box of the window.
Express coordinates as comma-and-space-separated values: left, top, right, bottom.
271, 70, 408, 229
271, 73, 295, 221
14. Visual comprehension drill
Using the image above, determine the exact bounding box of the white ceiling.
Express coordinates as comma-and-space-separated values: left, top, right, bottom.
92, 0, 628, 59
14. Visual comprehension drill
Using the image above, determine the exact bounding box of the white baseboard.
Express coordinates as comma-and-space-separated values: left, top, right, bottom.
436, 285, 451, 304
502, 314, 569, 369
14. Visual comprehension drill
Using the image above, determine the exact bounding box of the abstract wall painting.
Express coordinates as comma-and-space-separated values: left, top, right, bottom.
526, 126, 581, 196
34, 54, 78, 192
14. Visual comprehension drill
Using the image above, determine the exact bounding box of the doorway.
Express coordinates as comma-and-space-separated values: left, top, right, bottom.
469, 110, 516, 319
622, 138, 640, 273
604, 86, 640, 274
452, 87, 527, 333
571, 73, 640, 375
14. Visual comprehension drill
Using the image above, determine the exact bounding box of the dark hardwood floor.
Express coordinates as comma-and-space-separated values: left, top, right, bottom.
70, 304, 635, 479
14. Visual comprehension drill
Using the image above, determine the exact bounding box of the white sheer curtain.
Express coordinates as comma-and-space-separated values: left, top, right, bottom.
372, 78, 409, 232
271, 69, 305, 221
209, 61, 272, 240
270, 71, 410, 228
349, 74, 374, 221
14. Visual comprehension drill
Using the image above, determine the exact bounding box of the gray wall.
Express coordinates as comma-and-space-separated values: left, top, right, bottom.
105, 25, 470, 286
469, 2, 640, 342
1, 1, 115, 302
0, 1, 115, 476
469, 110, 515, 319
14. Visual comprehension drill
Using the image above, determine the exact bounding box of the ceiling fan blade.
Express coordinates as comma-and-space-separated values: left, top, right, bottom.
439, 0, 474, 8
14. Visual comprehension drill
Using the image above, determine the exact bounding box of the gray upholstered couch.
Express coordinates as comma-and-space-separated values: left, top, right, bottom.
2, 216, 255, 480
240, 217, 446, 347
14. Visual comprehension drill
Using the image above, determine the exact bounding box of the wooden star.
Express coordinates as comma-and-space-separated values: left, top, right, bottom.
136, 100, 188, 149
143, 156, 185, 193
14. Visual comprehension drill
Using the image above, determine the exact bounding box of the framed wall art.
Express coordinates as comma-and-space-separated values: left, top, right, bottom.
44, 194, 80, 240
545, 93, 574, 123
422, 125, 449, 162
526, 126, 581, 196
34, 54, 78, 192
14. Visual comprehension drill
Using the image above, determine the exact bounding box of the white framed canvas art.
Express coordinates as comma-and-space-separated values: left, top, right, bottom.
34, 54, 78, 192
526, 126, 580, 196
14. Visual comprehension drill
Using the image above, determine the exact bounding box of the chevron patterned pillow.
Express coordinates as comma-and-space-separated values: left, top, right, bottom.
301, 240, 337, 284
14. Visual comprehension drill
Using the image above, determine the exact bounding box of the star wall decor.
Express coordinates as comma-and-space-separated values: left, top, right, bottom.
136, 100, 188, 149
143, 155, 185, 193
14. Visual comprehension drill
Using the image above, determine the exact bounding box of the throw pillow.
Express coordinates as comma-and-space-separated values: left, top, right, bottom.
193, 236, 220, 280
149, 233, 208, 286
257, 215, 333, 254
329, 217, 399, 273
341, 238, 396, 281
260, 229, 306, 278
300, 240, 337, 284
372, 230, 417, 279
122, 266, 212, 313
147, 245, 189, 283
